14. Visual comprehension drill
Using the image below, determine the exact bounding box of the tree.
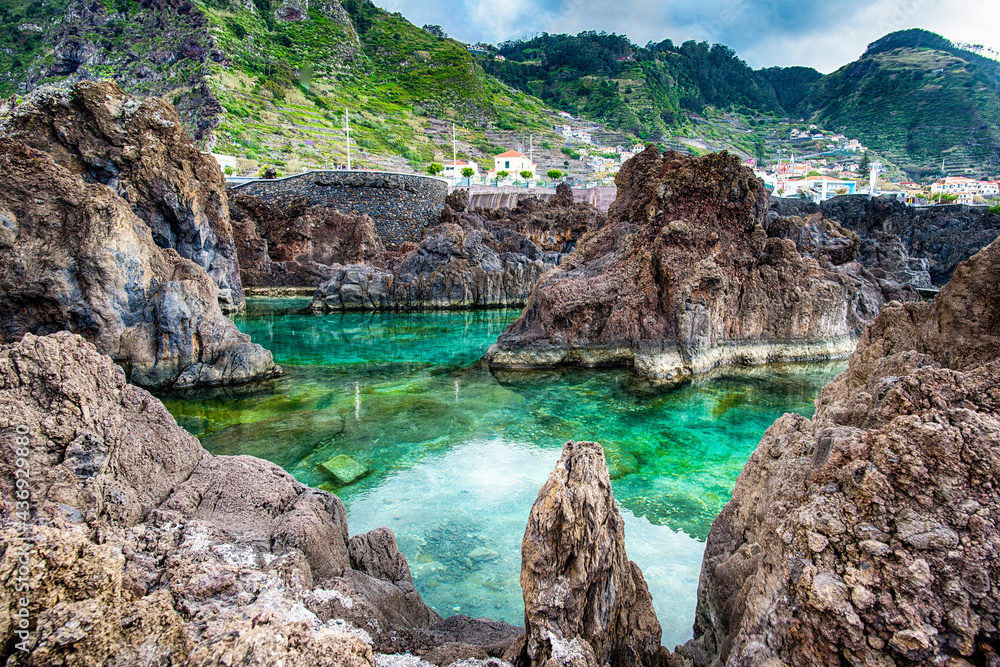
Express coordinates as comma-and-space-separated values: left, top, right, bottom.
547, 169, 562, 179
496, 170, 509, 184
806, 170, 821, 177
427, 162, 444, 176
520, 170, 533, 181
422, 24, 447, 38
859, 152, 871, 180
461, 167, 475, 178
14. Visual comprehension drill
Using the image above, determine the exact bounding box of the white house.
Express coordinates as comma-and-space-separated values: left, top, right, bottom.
488, 150, 536, 179
573, 130, 593, 144
632, 143, 647, 154
208, 152, 238, 174
618, 151, 635, 164
557, 111, 573, 120
442, 160, 479, 180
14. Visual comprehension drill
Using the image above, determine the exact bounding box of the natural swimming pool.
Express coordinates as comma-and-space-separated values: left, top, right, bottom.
161, 297, 844, 648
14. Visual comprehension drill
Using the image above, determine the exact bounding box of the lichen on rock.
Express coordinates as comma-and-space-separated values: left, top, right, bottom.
0, 331, 462, 665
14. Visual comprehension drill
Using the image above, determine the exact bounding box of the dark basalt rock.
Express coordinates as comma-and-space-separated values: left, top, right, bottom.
0, 80, 244, 312
0, 136, 277, 390
510, 440, 668, 667
0, 332, 441, 664
229, 192, 386, 288
679, 234, 1000, 665
308, 188, 604, 311
771, 195, 1000, 285
486, 148, 905, 383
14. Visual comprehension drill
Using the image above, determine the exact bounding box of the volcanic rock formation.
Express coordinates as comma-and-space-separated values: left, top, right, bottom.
308, 187, 601, 311
679, 233, 1000, 664
0, 332, 517, 665
0, 80, 244, 311
771, 195, 1000, 286
486, 148, 905, 383
511, 440, 667, 667
229, 192, 386, 288
0, 137, 277, 390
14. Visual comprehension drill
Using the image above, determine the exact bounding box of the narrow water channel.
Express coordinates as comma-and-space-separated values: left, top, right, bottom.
161, 297, 844, 648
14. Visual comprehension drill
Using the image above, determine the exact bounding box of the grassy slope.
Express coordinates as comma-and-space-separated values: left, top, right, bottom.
798, 38, 1000, 177
197, 0, 560, 171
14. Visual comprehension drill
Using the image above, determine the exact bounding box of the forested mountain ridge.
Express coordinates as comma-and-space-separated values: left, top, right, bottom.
795, 29, 1000, 176
1, 3, 997, 179
479, 32, 809, 140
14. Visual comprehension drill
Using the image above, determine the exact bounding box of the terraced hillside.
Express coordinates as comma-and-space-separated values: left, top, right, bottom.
797, 30, 1000, 178
0, 0, 558, 173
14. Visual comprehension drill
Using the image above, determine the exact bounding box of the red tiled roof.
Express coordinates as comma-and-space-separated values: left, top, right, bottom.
495, 150, 526, 158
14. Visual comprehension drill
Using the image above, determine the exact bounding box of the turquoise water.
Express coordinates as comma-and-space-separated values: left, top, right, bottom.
162, 297, 844, 648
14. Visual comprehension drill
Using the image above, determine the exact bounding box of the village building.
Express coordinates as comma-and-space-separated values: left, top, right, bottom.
488, 150, 536, 180
441, 159, 479, 180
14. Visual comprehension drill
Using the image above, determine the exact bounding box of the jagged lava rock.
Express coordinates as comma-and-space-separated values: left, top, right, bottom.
0, 138, 277, 390
0, 332, 445, 664
310, 221, 555, 311
511, 440, 665, 667
474, 183, 605, 254
487, 149, 892, 383
0, 80, 244, 311
771, 195, 1000, 286
229, 191, 386, 287
680, 234, 1000, 665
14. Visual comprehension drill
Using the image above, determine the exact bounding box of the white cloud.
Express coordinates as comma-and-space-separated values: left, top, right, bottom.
372, 0, 1000, 72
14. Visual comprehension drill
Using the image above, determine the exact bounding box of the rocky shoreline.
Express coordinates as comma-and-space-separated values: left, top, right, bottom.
486, 149, 925, 384
0, 82, 278, 391
5, 82, 1000, 667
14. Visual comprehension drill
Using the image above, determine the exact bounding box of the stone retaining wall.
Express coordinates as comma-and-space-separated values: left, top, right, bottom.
232, 171, 448, 250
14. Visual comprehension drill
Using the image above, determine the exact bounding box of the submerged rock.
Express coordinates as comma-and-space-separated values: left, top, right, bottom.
1, 80, 244, 311
0, 332, 444, 663
321, 454, 369, 484
680, 233, 1000, 664
0, 139, 277, 390
486, 149, 899, 383
511, 440, 665, 667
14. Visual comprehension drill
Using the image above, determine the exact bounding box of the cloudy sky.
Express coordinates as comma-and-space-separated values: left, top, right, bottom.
372, 0, 1000, 73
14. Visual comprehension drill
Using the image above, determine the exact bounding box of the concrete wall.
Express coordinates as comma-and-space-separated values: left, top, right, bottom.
232, 171, 448, 250
461, 184, 618, 212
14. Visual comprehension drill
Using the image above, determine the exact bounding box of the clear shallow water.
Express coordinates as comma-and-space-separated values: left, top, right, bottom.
161, 297, 845, 648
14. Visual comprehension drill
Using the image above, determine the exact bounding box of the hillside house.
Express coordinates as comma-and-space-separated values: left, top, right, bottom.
442, 160, 479, 180
488, 150, 536, 179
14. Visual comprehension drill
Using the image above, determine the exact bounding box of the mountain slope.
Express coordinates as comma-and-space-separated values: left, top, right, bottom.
797, 29, 1000, 176
0, 0, 555, 171
479, 32, 795, 140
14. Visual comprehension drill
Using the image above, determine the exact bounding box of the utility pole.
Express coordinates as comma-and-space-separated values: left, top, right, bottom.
452, 123, 457, 179
345, 107, 351, 171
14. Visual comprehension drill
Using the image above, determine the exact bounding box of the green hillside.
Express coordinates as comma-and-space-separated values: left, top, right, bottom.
0, 0, 556, 173
479, 32, 799, 141
797, 29, 1000, 177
